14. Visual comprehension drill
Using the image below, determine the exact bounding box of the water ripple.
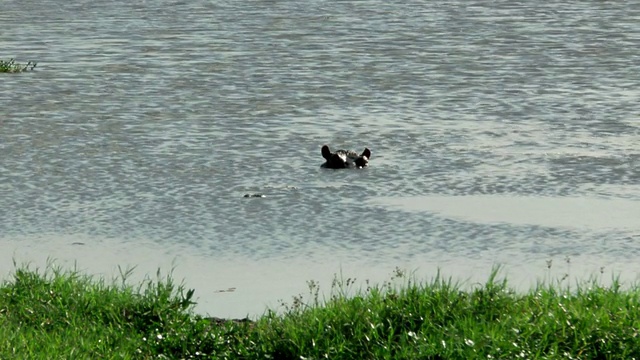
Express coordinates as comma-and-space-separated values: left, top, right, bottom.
1, 0, 639, 271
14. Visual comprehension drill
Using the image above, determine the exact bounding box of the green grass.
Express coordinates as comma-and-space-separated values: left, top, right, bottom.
0, 58, 37, 73
1, 263, 640, 359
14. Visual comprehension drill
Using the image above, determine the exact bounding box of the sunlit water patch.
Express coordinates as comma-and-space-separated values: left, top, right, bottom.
369, 195, 640, 261
371, 195, 640, 231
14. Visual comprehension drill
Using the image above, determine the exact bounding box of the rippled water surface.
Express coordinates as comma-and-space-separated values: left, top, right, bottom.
2, 0, 640, 315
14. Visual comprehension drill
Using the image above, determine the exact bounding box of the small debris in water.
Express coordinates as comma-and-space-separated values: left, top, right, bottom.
214, 287, 237, 293
243, 193, 265, 198
71, 242, 85, 246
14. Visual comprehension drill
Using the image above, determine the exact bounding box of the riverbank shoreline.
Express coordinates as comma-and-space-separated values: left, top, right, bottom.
2, 263, 640, 358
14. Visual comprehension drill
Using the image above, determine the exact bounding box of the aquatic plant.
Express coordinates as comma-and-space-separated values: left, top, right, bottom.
0, 58, 37, 73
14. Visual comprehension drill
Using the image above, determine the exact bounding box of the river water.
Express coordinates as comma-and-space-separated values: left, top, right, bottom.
1, 0, 640, 317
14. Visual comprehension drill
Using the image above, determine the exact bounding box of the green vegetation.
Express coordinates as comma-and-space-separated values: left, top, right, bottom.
1, 263, 640, 359
0, 58, 37, 73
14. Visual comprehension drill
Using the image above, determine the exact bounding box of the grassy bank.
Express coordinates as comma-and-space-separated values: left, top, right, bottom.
1, 264, 639, 359
0, 58, 37, 73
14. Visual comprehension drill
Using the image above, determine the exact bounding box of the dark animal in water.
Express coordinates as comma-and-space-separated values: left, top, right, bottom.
321, 145, 371, 169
